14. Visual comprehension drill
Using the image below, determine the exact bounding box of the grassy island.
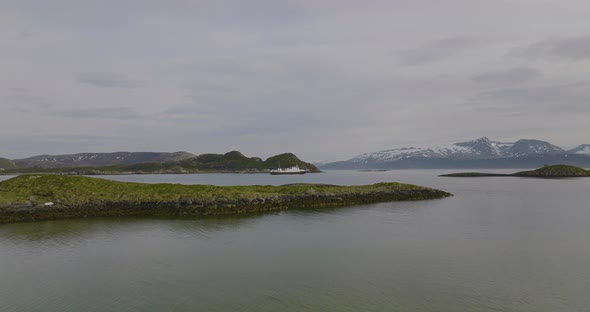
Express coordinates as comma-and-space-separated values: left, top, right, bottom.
514, 165, 590, 177
441, 165, 590, 178
0, 175, 451, 223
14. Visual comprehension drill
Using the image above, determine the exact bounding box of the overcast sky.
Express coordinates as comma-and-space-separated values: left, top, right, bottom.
2, 0, 590, 161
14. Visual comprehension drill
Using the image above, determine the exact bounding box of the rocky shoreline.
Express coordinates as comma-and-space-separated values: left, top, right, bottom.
0, 176, 451, 223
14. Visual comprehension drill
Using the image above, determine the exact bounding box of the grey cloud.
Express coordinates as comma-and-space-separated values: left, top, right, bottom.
2, 89, 52, 112
0, 134, 134, 159
77, 72, 141, 88
475, 82, 590, 114
397, 37, 482, 66
473, 67, 541, 85
4, 94, 51, 112
3, 1, 590, 160
511, 35, 590, 61
165, 105, 213, 115
50, 107, 142, 119
467, 104, 528, 118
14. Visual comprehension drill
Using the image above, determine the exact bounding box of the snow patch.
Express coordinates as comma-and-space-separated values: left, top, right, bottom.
574, 146, 590, 155
348, 138, 569, 164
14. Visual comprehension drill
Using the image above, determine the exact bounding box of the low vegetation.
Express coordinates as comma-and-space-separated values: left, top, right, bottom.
441, 165, 590, 178
0, 158, 16, 170
514, 165, 590, 177
0, 175, 451, 223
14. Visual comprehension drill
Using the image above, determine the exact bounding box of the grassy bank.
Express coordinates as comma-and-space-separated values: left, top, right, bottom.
0, 175, 451, 223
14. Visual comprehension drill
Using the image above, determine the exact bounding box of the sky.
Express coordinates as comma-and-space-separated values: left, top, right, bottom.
2, 0, 590, 161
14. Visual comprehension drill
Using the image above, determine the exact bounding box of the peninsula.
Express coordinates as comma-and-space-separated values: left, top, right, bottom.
0, 175, 451, 223
441, 165, 590, 178
0, 151, 320, 175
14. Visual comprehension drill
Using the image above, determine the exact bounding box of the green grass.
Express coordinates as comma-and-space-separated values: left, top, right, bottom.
0, 158, 16, 170
0, 175, 434, 207
442, 165, 590, 178
515, 165, 590, 177
0, 175, 452, 223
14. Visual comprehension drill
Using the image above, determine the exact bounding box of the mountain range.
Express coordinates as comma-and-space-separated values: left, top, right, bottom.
3, 138, 589, 172
11, 152, 195, 168
319, 137, 590, 169
0, 151, 319, 173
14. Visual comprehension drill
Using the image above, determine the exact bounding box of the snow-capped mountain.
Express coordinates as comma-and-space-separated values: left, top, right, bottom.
507, 139, 565, 156
568, 144, 590, 155
348, 137, 564, 164
320, 137, 590, 169
311, 159, 339, 167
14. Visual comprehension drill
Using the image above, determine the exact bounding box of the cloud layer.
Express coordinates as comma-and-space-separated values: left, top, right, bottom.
1, 0, 590, 160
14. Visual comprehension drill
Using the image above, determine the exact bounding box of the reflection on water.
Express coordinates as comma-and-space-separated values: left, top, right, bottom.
0, 215, 266, 243
0, 174, 16, 182
1, 170, 590, 312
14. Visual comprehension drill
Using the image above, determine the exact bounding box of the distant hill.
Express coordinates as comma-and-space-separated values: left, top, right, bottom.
0, 158, 16, 170
3, 151, 320, 174
320, 137, 590, 169
441, 165, 590, 178
515, 165, 589, 177
265, 153, 317, 170
176, 151, 319, 172
178, 151, 265, 171
568, 144, 590, 155
12, 152, 195, 168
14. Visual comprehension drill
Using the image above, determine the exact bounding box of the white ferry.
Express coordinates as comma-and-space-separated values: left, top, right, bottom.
270, 165, 306, 175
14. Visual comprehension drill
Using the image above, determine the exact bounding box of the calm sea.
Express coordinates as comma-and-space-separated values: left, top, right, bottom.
1, 170, 589, 311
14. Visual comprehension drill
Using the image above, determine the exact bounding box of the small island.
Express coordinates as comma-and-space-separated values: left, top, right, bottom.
0, 175, 452, 223
441, 165, 590, 178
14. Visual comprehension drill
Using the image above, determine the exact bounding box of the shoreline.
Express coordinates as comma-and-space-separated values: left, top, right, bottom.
0, 175, 451, 224
440, 165, 590, 178
0, 170, 324, 176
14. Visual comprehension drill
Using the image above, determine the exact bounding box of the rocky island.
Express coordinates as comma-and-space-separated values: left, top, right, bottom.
441, 165, 590, 178
0, 175, 451, 223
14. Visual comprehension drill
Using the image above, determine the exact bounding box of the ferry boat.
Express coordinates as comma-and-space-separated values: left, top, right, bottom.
270, 165, 306, 175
